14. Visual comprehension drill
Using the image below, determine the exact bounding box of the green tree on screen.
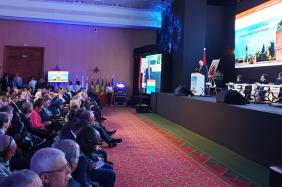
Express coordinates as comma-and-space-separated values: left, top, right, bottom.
278, 20, 282, 31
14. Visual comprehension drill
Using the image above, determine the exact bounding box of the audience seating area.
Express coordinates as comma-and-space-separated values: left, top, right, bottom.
0, 77, 121, 187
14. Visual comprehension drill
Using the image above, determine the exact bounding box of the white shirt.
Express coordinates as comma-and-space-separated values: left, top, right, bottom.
74, 85, 81, 92
67, 85, 73, 92
106, 86, 113, 94
28, 80, 37, 92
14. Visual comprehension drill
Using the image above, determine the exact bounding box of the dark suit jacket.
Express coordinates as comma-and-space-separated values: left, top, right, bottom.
259, 80, 268, 84
61, 131, 76, 141
1, 76, 9, 91
275, 79, 282, 85
9, 102, 21, 114
145, 67, 153, 82
195, 64, 208, 81
40, 108, 51, 122
236, 80, 243, 84
72, 153, 91, 187
67, 177, 81, 187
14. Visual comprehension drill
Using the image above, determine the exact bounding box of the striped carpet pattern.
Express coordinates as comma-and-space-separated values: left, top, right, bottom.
103, 107, 230, 187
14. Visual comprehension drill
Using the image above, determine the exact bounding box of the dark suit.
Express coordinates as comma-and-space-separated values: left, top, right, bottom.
9, 101, 21, 114
1, 76, 9, 91
92, 125, 113, 144
40, 108, 62, 132
40, 108, 52, 122
195, 64, 208, 81
145, 66, 153, 83
72, 153, 115, 187
35, 82, 47, 92
259, 79, 268, 84
72, 153, 92, 187
60, 131, 76, 141
67, 177, 81, 187
275, 79, 282, 85
236, 80, 243, 84
60, 131, 108, 162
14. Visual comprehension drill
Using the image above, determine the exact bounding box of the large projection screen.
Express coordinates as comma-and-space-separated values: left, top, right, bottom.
235, 0, 282, 68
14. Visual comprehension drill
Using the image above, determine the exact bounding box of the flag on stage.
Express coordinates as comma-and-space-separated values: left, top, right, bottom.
95, 78, 100, 95
203, 48, 207, 65
111, 74, 115, 88
85, 76, 88, 92
91, 77, 94, 86
105, 79, 108, 91
100, 78, 107, 105
81, 75, 85, 88
111, 75, 115, 101
100, 78, 105, 95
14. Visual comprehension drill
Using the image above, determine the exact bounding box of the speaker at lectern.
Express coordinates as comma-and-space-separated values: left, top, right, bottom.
191, 73, 205, 96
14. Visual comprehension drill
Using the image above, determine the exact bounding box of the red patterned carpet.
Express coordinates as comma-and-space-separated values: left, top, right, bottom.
103, 107, 231, 187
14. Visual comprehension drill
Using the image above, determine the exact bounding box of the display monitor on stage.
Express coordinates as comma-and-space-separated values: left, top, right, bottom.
235, 0, 282, 68
139, 54, 162, 94
48, 71, 69, 83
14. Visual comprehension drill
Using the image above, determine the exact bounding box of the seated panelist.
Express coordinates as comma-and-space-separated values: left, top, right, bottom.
258, 73, 269, 84
275, 72, 282, 85
236, 74, 243, 84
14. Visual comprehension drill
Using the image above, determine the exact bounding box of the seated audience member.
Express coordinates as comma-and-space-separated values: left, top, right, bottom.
53, 139, 86, 187
74, 109, 121, 148
258, 73, 269, 84
46, 83, 55, 91
73, 126, 116, 187
8, 93, 22, 114
236, 74, 243, 84
40, 96, 53, 121
21, 101, 40, 131
40, 97, 62, 131
30, 98, 49, 129
30, 148, 71, 187
81, 92, 106, 123
67, 99, 82, 121
56, 117, 88, 142
0, 106, 31, 150
30, 98, 59, 134
20, 89, 32, 103
0, 105, 13, 124
0, 112, 12, 134
1, 73, 10, 92
0, 169, 42, 187
0, 135, 17, 183
21, 101, 55, 141
62, 89, 72, 104
275, 72, 282, 85
48, 97, 64, 117
256, 73, 270, 102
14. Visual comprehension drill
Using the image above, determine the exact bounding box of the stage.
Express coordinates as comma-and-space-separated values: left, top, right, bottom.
150, 92, 282, 166
190, 96, 282, 115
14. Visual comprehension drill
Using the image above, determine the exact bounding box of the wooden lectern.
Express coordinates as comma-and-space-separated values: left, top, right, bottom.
191, 73, 205, 96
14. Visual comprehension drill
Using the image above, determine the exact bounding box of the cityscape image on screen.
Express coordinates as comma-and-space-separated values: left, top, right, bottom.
235, 0, 282, 68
